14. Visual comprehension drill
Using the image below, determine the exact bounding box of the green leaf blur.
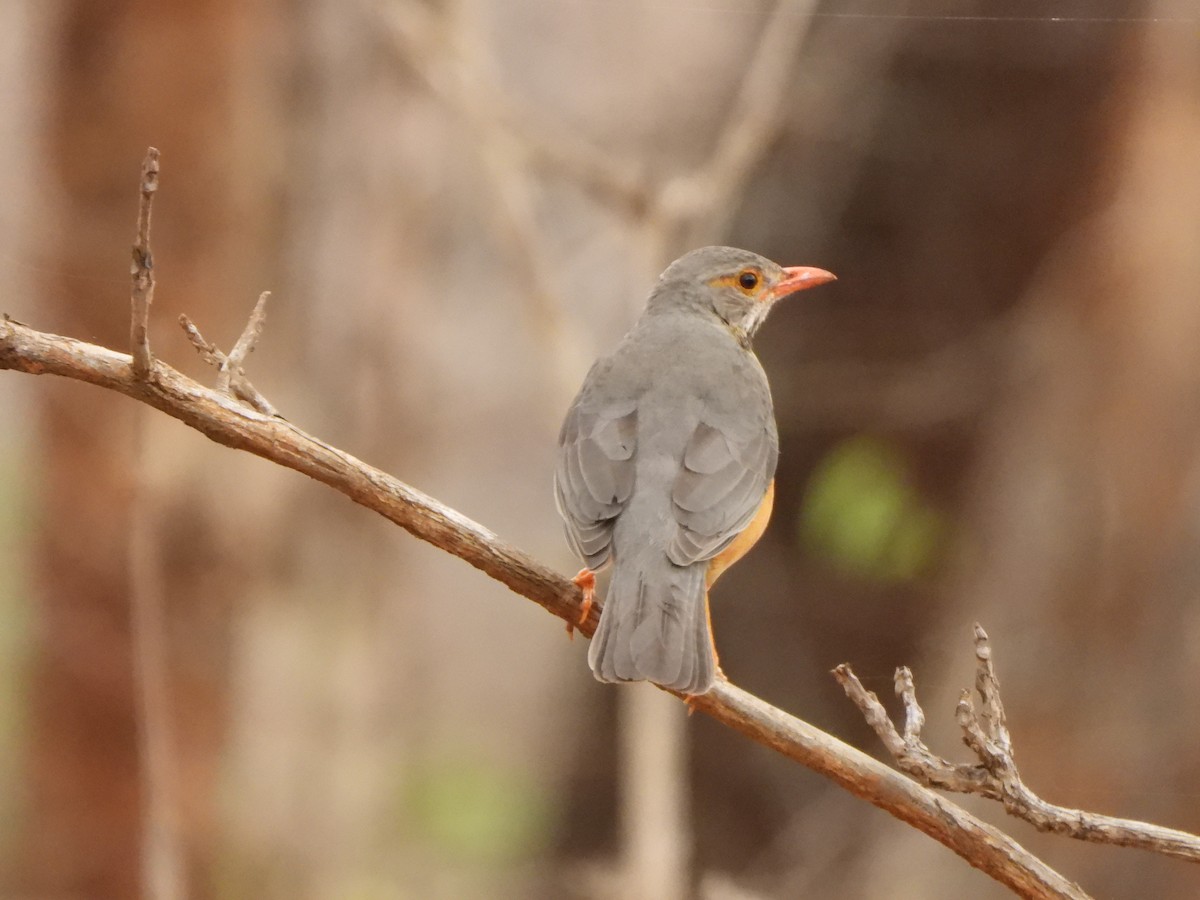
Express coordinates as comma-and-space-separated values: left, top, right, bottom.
799, 436, 944, 583
406, 755, 551, 865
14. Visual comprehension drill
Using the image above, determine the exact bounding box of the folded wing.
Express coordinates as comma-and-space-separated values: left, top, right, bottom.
669, 416, 777, 566
554, 399, 638, 569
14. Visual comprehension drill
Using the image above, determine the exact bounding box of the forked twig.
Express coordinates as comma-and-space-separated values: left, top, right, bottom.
835, 625, 1200, 863
179, 291, 277, 416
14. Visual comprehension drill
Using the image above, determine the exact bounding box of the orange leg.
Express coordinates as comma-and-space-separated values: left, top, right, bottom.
566, 567, 596, 639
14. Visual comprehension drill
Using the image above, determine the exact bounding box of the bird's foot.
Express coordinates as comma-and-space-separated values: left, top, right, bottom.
566, 568, 596, 640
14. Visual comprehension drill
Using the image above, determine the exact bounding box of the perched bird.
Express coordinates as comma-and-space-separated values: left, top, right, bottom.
554, 246, 835, 694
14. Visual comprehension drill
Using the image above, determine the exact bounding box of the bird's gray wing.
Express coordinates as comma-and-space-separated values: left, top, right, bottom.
668, 413, 778, 566
555, 389, 638, 570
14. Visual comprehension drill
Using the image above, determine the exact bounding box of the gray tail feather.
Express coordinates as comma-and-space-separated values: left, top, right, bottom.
587, 558, 716, 694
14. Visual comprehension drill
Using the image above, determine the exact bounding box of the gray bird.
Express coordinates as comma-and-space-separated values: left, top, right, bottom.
555, 246, 835, 694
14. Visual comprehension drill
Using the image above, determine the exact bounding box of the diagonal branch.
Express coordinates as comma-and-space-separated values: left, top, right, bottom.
2, 312, 1088, 900
835, 626, 1200, 863
1, 313, 586, 630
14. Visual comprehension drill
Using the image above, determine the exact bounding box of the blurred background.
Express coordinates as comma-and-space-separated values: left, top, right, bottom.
2, 0, 1199, 898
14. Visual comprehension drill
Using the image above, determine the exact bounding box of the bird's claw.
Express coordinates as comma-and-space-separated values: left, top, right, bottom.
566, 568, 596, 639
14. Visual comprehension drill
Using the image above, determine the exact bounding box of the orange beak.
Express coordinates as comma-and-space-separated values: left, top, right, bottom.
769, 266, 837, 301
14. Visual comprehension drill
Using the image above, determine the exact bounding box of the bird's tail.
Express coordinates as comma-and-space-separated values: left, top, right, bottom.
587, 557, 716, 694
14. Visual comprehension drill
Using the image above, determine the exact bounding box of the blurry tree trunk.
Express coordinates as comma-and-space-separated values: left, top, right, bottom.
13, 2, 272, 896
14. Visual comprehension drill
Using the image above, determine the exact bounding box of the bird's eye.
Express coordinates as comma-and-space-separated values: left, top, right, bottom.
738, 270, 759, 291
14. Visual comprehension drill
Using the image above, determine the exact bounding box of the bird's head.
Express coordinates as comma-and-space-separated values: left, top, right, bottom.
650, 246, 836, 342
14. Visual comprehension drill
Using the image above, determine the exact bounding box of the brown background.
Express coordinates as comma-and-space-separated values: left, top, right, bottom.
1, 1, 1198, 898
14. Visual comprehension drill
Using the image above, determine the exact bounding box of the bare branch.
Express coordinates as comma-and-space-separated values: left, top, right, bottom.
2, 313, 1089, 899
836, 626, 1200, 864
130, 147, 160, 378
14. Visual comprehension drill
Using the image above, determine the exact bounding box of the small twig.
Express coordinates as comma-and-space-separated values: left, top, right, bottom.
897, 666, 925, 743
130, 147, 160, 378
224, 290, 270, 383
836, 626, 1200, 863
972, 622, 1011, 755
178, 292, 277, 416
178, 316, 222, 367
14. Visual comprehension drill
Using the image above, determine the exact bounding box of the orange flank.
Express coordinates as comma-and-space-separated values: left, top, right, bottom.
705, 478, 775, 588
